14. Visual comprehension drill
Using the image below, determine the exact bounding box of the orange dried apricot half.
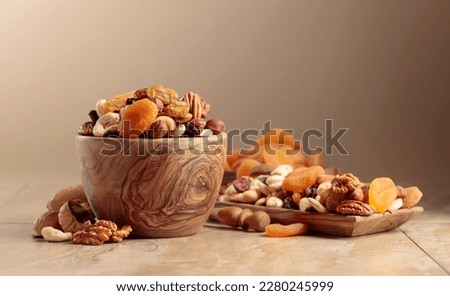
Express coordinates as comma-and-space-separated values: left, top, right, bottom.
401, 186, 423, 208
282, 165, 325, 192
260, 145, 294, 167
236, 158, 261, 178
119, 99, 158, 138
265, 223, 308, 237
257, 128, 295, 148
368, 177, 398, 213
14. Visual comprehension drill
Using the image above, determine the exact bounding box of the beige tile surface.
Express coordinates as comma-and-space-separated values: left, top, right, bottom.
0, 222, 447, 276
0, 180, 77, 223
0, 181, 448, 276
401, 218, 450, 275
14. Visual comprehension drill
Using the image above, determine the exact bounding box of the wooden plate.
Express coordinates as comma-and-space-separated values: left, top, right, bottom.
214, 201, 423, 237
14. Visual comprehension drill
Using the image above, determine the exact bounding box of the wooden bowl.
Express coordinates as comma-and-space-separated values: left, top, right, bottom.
75, 134, 226, 238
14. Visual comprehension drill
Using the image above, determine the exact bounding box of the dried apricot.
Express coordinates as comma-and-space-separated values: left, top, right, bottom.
236, 158, 261, 178
119, 99, 158, 138
226, 149, 243, 169
257, 128, 295, 148
368, 177, 398, 213
265, 223, 308, 237
305, 152, 324, 167
288, 149, 305, 167
260, 145, 294, 167
401, 186, 423, 208
282, 165, 325, 192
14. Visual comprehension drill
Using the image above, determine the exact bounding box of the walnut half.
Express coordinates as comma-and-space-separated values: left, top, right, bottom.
72, 220, 132, 245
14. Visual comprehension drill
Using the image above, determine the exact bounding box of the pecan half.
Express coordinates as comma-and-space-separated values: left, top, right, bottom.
336, 200, 374, 216
182, 91, 210, 119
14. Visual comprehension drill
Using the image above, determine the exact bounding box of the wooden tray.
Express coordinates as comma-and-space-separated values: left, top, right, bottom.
214, 201, 423, 237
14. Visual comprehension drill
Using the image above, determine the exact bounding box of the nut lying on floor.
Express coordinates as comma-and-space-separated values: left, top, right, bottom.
34, 185, 132, 245
73, 220, 132, 245
209, 207, 271, 232
41, 227, 73, 242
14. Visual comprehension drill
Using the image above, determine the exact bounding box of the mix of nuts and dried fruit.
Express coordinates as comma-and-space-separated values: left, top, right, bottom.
35, 89, 423, 240
219, 164, 422, 215
216, 165, 422, 237
216, 128, 423, 237
77, 85, 225, 138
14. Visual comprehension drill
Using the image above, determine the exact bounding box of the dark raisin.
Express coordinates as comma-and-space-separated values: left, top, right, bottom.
283, 196, 297, 209
88, 110, 99, 125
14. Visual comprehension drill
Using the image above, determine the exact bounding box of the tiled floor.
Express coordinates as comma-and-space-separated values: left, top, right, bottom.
0, 180, 449, 276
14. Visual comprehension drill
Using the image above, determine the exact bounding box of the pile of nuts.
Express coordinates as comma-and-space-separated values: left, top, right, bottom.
32, 185, 132, 245
78, 85, 225, 138
219, 164, 423, 216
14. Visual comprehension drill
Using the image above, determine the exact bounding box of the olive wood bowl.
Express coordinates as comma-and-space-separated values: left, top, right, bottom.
76, 134, 226, 238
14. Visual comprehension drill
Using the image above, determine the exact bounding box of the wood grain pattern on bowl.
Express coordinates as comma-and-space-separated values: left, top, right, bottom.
76, 134, 226, 238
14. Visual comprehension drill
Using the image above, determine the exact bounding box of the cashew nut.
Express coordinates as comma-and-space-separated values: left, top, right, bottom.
317, 181, 332, 197
170, 123, 186, 137
241, 190, 260, 203
230, 190, 259, 203
95, 99, 108, 117
200, 129, 213, 137
154, 116, 176, 131
308, 198, 328, 213
224, 184, 237, 196
41, 226, 73, 242
255, 197, 267, 206
266, 175, 285, 191
217, 194, 232, 202
93, 112, 120, 136
299, 198, 313, 212
270, 164, 293, 177
266, 196, 284, 208
250, 178, 271, 196
388, 198, 403, 212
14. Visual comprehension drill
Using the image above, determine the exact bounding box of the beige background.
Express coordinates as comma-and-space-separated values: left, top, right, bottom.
0, 0, 449, 204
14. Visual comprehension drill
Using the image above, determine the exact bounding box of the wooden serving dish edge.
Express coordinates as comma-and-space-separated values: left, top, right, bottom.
214, 201, 423, 237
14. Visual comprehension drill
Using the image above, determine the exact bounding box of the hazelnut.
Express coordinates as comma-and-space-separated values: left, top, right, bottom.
133, 88, 148, 100
205, 119, 225, 135
185, 119, 205, 136
146, 120, 169, 138
347, 187, 364, 201
357, 183, 370, 203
